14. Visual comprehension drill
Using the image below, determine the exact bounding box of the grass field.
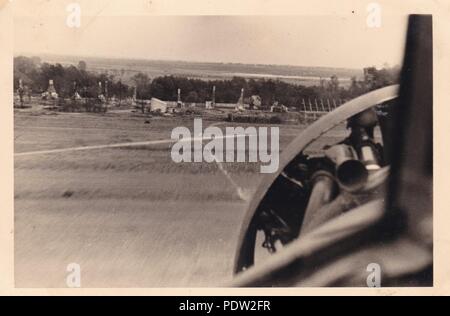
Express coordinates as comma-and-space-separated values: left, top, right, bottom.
13, 107, 294, 287
14, 104, 348, 287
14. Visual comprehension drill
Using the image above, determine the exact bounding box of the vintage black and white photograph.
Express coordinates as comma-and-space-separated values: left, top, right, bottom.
12, 2, 432, 288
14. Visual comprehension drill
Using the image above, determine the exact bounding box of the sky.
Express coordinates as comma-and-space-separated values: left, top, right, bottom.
14, 14, 408, 69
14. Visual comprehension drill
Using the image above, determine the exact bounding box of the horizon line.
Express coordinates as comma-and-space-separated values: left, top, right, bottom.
14, 51, 372, 72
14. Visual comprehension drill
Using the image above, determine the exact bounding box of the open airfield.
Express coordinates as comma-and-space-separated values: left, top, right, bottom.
14, 106, 346, 287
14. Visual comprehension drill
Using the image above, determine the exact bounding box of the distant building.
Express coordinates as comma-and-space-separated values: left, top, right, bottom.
150, 97, 167, 113
215, 103, 249, 109
249, 95, 262, 110
363, 67, 377, 86
41, 79, 58, 100
270, 101, 288, 113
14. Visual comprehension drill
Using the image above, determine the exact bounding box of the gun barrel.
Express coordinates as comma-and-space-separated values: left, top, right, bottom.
325, 144, 369, 192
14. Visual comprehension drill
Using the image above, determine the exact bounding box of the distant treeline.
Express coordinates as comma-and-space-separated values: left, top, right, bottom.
14, 56, 400, 108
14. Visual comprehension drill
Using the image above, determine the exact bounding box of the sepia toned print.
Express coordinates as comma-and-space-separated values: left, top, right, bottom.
12, 7, 432, 288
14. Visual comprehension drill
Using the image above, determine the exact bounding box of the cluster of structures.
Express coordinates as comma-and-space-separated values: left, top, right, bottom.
15, 78, 112, 112
138, 86, 263, 115
15, 78, 344, 120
